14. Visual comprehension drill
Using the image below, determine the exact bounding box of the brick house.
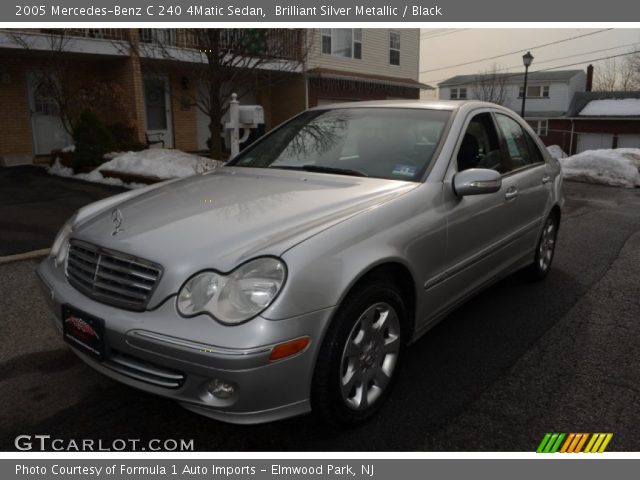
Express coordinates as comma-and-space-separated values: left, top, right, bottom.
0, 28, 425, 163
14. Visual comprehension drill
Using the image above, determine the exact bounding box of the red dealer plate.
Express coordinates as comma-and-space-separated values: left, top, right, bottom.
62, 305, 105, 361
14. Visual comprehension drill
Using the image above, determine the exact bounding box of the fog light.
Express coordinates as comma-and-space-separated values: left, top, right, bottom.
207, 379, 235, 399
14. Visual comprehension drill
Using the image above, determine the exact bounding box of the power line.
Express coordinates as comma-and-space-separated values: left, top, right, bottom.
423, 49, 640, 88
420, 29, 469, 40
488, 42, 640, 74
420, 29, 454, 37
419, 29, 613, 74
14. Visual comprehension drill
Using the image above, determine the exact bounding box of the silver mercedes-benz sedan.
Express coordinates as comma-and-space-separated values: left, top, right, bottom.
37, 100, 563, 426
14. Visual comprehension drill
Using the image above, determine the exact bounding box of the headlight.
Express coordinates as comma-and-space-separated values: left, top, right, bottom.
177, 257, 286, 325
50, 213, 77, 267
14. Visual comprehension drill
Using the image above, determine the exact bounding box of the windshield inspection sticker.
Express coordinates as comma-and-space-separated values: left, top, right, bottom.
392, 164, 417, 177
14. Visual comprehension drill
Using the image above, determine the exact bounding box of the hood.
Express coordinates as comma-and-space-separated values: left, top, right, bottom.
72, 167, 416, 302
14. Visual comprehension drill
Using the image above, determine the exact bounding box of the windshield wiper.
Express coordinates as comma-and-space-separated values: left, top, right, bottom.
270, 165, 368, 177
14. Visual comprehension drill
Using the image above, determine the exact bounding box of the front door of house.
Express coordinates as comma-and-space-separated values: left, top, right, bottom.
27, 73, 71, 155
143, 77, 173, 148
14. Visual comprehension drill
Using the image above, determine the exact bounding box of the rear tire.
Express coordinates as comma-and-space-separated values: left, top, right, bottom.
526, 213, 559, 281
311, 278, 406, 427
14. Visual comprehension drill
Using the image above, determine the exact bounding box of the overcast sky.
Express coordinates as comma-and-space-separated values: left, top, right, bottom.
419, 28, 640, 90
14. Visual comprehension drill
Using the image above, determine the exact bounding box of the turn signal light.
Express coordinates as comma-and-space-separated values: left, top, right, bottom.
269, 337, 310, 361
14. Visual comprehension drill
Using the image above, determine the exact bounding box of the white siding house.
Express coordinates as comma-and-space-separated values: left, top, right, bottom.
438, 70, 585, 112
307, 29, 420, 81
437, 70, 586, 136
305, 29, 428, 106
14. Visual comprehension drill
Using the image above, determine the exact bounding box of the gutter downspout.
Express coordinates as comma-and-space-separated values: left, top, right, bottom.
569, 119, 575, 155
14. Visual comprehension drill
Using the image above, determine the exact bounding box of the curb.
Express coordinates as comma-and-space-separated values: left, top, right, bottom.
0, 248, 50, 265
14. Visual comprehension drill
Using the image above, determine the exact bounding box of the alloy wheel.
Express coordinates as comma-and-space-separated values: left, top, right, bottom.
339, 302, 401, 410
538, 218, 556, 271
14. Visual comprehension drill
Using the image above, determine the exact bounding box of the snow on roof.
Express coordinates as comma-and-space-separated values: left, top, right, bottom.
578, 98, 640, 117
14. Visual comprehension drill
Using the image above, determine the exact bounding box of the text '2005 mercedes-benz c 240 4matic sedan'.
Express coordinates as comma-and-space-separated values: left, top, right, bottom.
38, 100, 563, 426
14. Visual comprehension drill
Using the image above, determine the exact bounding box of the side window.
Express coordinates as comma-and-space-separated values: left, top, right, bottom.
457, 113, 505, 173
524, 132, 545, 165
495, 114, 532, 170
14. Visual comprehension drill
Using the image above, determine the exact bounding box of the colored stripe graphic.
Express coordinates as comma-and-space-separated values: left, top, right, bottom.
538, 433, 613, 453
550, 433, 565, 452
536, 433, 566, 453
536, 433, 552, 453
598, 433, 614, 452
559, 433, 575, 453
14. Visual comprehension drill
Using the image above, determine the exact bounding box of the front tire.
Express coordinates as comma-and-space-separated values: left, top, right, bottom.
527, 213, 559, 281
311, 278, 406, 427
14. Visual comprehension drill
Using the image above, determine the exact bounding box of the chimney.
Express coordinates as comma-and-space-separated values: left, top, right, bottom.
586, 64, 594, 92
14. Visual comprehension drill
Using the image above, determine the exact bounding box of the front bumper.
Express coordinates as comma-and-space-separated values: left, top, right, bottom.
36, 257, 335, 424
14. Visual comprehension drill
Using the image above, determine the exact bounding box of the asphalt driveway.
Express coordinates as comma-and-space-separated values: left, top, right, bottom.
0, 166, 126, 257
0, 181, 639, 451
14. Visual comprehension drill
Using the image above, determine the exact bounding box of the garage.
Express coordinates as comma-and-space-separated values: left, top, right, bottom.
617, 134, 640, 148
576, 133, 614, 152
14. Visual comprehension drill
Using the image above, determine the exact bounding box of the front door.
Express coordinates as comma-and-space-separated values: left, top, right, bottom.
27, 73, 71, 155
429, 111, 523, 317
143, 77, 173, 148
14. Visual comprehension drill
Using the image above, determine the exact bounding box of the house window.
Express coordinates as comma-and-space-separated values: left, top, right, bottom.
33, 81, 59, 116
321, 29, 362, 59
519, 85, 550, 98
389, 31, 400, 66
450, 87, 467, 100
526, 119, 549, 137
139, 29, 176, 45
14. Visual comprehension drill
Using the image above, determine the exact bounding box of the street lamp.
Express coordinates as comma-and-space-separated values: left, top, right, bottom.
521, 51, 534, 117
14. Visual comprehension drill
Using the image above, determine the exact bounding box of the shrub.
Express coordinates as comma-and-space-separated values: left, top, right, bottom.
72, 110, 117, 171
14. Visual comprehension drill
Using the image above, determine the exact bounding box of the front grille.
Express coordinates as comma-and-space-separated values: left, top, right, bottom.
66, 240, 162, 311
105, 350, 185, 389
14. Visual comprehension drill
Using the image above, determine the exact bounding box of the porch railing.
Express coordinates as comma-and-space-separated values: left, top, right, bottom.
39, 28, 128, 41
138, 29, 303, 61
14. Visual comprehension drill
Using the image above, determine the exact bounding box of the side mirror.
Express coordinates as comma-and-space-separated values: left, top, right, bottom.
453, 168, 502, 197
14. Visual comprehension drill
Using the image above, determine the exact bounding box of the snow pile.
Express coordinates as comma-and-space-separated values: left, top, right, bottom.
98, 149, 223, 178
48, 149, 222, 189
48, 159, 145, 189
559, 148, 640, 188
48, 159, 74, 178
546, 145, 567, 159
579, 99, 640, 116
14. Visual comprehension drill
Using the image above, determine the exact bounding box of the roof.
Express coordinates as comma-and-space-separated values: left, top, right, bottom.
567, 91, 640, 117
438, 70, 584, 87
307, 68, 434, 90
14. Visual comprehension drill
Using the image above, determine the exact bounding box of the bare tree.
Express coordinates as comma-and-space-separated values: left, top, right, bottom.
593, 52, 640, 91
8, 30, 75, 134
7, 29, 130, 135
133, 29, 309, 159
472, 64, 509, 105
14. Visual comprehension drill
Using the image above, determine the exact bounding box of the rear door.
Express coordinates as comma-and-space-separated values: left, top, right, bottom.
494, 113, 551, 252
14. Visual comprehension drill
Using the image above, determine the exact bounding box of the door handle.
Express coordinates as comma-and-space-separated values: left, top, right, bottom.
541, 174, 551, 184
505, 187, 518, 200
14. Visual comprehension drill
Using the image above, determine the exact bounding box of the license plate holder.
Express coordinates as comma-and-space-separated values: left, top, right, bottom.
62, 305, 105, 361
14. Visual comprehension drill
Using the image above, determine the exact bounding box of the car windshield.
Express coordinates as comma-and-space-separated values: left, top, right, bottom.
228, 107, 451, 181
